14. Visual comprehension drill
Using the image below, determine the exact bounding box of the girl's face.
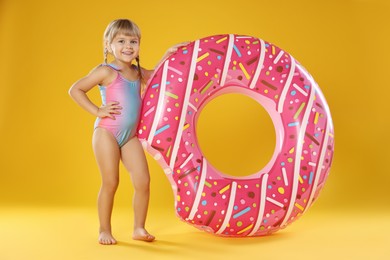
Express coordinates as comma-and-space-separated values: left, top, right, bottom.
108, 33, 140, 64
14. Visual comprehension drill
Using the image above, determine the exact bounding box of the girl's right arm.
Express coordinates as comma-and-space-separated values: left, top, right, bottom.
140, 42, 190, 98
68, 66, 121, 119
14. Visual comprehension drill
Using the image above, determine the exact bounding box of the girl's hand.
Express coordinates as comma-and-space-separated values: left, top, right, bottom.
165, 41, 191, 56
97, 101, 122, 119
151, 41, 191, 82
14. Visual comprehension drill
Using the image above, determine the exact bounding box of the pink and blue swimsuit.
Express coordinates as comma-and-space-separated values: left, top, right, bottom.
94, 64, 141, 147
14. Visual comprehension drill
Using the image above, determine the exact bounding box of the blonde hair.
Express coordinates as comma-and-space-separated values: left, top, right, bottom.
103, 19, 143, 83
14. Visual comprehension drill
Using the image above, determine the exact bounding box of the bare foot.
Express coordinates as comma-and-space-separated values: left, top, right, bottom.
99, 231, 117, 245
132, 228, 155, 242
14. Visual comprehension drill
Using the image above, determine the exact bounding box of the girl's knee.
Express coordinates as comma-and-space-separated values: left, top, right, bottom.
134, 178, 150, 193
101, 179, 119, 193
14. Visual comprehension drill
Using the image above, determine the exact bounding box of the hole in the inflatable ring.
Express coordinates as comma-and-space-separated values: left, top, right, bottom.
196, 93, 276, 178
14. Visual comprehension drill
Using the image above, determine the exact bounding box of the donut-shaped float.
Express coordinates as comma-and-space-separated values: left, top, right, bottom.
138, 34, 334, 237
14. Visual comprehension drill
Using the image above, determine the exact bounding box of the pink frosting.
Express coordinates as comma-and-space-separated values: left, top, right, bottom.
137, 34, 334, 237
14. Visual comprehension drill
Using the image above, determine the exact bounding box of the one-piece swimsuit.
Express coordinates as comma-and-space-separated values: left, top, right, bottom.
94, 64, 141, 147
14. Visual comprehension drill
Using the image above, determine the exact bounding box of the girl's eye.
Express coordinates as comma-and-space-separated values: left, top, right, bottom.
131, 40, 138, 44
118, 40, 125, 43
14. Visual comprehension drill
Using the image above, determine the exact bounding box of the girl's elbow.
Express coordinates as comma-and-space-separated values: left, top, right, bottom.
68, 85, 79, 99
68, 86, 75, 97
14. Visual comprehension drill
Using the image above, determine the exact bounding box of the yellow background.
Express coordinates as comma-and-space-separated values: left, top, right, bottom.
1, 0, 390, 259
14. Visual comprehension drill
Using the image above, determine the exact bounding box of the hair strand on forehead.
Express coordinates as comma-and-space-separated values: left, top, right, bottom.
103, 19, 141, 45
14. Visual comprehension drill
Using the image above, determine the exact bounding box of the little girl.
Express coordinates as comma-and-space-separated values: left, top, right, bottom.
69, 19, 186, 245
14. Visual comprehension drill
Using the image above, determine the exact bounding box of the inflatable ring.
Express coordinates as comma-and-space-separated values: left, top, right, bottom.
138, 34, 334, 237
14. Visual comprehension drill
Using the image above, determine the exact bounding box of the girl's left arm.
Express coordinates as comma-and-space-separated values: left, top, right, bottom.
140, 68, 154, 99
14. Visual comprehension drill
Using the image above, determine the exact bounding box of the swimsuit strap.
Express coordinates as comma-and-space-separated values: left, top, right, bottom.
101, 63, 140, 79
100, 63, 138, 71
100, 63, 120, 71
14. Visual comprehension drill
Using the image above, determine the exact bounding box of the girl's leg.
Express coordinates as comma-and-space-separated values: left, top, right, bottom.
120, 137, 155, 242
92, 128, 121, 245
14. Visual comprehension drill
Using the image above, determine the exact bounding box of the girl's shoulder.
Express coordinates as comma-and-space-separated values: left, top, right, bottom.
88, 64, 118, 86
140, 67, 154, 82
91, 64, 118, 77
93, 63, 118, 74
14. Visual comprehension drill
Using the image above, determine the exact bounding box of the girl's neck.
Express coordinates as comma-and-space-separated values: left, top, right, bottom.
111, 60, 139, 81
111, 60, 134, 72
